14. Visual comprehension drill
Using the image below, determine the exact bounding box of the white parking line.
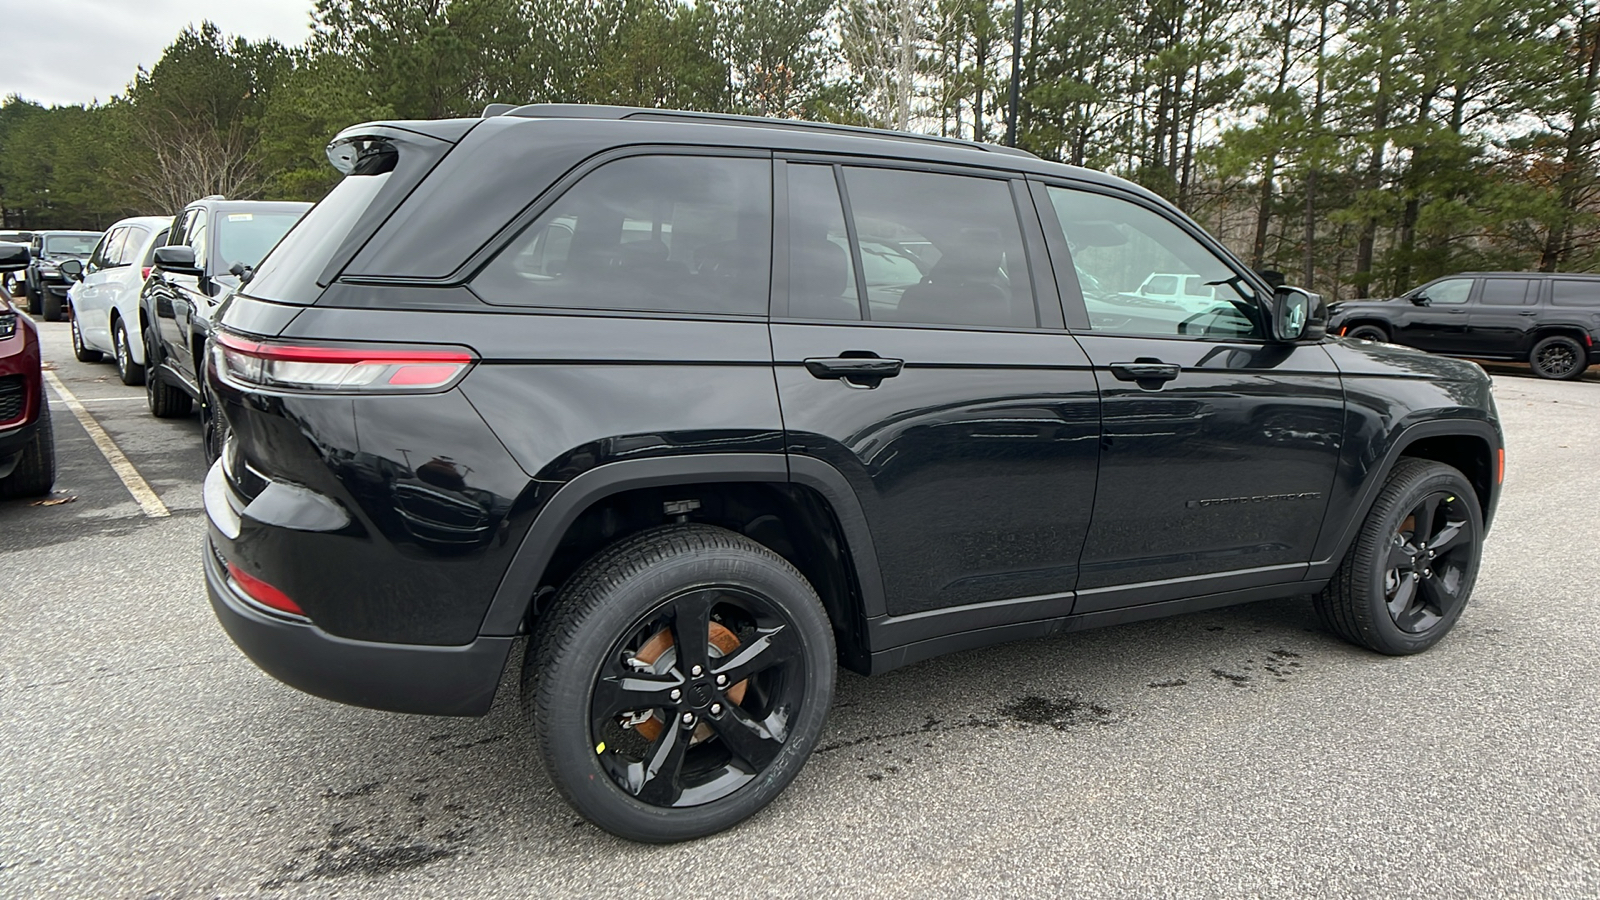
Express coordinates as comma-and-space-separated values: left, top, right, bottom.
42, 371, 171, 518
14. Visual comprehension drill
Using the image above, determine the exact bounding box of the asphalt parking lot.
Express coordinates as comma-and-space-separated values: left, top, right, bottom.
3, 318, 1598, 899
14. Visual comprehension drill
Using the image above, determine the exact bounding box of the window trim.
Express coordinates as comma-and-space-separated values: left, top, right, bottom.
1473, 277, 1535, 307
466, 148, 776, 318
1029, 176, 1273, 342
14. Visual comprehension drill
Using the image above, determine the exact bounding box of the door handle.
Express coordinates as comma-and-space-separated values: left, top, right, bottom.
804, 355, 904, 388
1517, 311, 1537, 316
1109, 361, 1181, 387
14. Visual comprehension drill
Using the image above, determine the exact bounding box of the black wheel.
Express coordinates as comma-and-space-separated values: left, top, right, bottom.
527, 525, 835, 843
0, 389, 56, 498
145, 331, 192, 418
23, 275, 39, 313
200, 378, 226, 464
113, 319, 144, 385
1315, 459, 1482, 655
1347, 324, 1389, 343
70, 308, 102, 362
41, 290, 63, 322
1529, 334, 1585, 381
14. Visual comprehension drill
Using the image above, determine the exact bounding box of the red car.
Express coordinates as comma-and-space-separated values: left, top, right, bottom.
0, 244, 54, 498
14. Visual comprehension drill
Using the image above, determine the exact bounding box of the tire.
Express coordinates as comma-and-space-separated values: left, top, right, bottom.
41, 290, 63, 322
1314, 459, 1483, 655
0, 390, 56, 498
1529, 334, 1586, 381
145, 330, 192, 418
1347, 323, 1389, 343
24, 274, 39, 314
200, 378, 226, 465
113, 318, 144, 386
70, 308, 102, 362
527, 524, 836, 843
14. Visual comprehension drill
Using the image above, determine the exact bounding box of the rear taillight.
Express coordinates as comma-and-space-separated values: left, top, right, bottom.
226, 561, 305, 617
213, 331, 475, 393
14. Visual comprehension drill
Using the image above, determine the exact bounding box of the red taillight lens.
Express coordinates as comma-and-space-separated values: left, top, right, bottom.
226, 561, 305, 617
213, 331, 475, 393
140, 266, 151, 280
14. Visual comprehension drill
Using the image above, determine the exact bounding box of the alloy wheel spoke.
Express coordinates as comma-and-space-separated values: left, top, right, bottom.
1419, 572, 1460, 617
592, 668, 682, 719
670, 590, 716, 678
1387, 572, 1418, 620
632, 721, 690, 806
707, 703, 786, 772
1411, 495, 1441, 546
1429, 520, 1468, 555
712, 624, 797, 686
1386, 539, 1417, 572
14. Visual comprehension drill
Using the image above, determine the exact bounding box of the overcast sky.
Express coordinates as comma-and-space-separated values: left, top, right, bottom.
0, 0, 316, 107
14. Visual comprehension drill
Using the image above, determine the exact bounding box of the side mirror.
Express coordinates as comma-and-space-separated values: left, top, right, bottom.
153, 245, 203, 276
1273, 286, 1326, 342
1409, 293, 1429, 306
0, 243, 29, 272
58, 258, 84, 281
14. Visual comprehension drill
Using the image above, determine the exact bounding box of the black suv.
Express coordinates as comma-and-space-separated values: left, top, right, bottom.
204, 106, 1503, 843
1328, 272, 1600, 380
25, 230, 101, 321
140, 197, 309, 452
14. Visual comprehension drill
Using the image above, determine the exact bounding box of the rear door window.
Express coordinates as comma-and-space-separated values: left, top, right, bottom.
474, 155, 772, 316
1478, 279, 1532, 306
785, 163, 860, 320
837, 167, 1034, 328
91, 228, 125, 270
117, 227, 150, 266
1551, 280, 1600, 307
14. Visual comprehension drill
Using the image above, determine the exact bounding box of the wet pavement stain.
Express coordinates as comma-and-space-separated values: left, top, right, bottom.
1211, 668, 1252, 687
999, 695, 1116, 730
1148, 678, 1188, 688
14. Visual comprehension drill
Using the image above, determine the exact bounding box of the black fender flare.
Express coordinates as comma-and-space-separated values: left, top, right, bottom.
1306, 417, 1501, 580
477, 453, 888, 636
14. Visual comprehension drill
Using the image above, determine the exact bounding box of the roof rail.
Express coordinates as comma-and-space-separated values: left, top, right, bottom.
496, 103, 1038, 159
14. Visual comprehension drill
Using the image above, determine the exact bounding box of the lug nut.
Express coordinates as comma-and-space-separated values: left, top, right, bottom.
715, 673, 727, 686
690, 664, 703, 676
681, 712, 695, 727
669, 688, 681, 701
710, 703, 722, 715
1422, 569, 1431, 577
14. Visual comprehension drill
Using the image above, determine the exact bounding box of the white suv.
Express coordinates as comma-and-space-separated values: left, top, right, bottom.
65, 216, 172, 384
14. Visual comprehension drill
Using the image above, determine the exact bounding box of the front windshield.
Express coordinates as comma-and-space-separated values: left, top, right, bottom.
44, 234, 99, 255
215, 212, 308, 270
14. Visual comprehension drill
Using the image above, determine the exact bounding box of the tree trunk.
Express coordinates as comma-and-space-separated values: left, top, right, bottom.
1354, 0, 1399, 298
1540, 9, 1600, 272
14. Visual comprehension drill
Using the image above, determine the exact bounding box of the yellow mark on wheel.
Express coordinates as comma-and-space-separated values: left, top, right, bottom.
43, 371, 170, 518
595, 741, 606, 755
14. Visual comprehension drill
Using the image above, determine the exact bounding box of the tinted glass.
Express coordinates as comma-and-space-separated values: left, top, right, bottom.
1423, 279, 1471, 304
1478, 279, 1530, 306
186, 209, 209, 267
248, 175, 389, 304
1046, 187, 1260, 339
117, 227, 150, 266
475, 156, 772, 316
143, 229, 170, 265
786, 164, 859, 320
44, 234, 99, 255
839, 167, 1032, 327
1551, 280, 1600, 306
91, 228, 124, 269
214, 211, 307, 271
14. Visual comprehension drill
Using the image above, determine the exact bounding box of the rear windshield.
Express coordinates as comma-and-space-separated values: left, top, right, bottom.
245, 173, 392, 304
45, 234, 99, 255
215, 212, 308, 271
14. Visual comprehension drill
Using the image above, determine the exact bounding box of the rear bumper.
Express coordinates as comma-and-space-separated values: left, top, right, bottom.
204, 524, 514, 717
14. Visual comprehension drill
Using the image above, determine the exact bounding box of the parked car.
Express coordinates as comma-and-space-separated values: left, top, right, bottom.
60, 216, 173, 384
24, 230, 102, 321
203, 105, 1502, 843
1131, 271, 1217, 304
0, 242, 54, 498
1327, 272, 1600, 380
140, 197, 310, 456
0, 231, 35, 297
